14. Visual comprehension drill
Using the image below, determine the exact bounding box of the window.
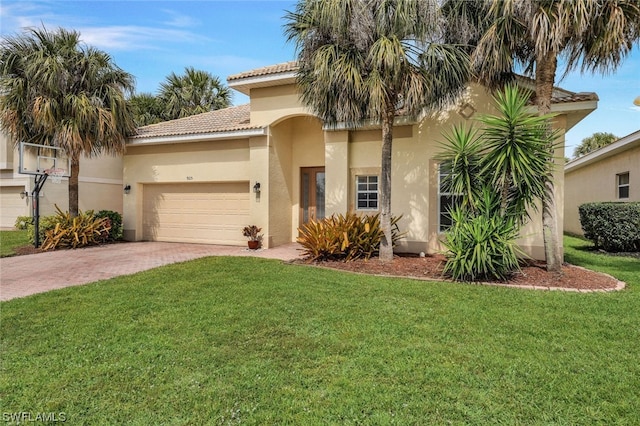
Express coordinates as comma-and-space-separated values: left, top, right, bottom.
617, 172, 630, 199
438, 162, 462, 232
356, 175, 378, 210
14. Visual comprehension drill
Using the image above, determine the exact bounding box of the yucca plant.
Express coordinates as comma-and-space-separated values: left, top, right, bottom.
442, 188, 523, 282
437, 85, 555, 281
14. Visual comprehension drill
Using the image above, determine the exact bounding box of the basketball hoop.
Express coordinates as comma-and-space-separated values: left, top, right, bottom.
45, 168, 65, 184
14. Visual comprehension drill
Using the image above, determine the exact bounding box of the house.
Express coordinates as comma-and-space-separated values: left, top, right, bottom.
0, 131, 124, 228
123, 62, 597, 260
564, 129, 640, 235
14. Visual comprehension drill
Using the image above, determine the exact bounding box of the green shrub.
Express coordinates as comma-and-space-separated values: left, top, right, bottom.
41, 207, 110, 251
26, 215, 58, 245
298, 213, 403, 261
442, 189, 523, 282
14, 215, 31, 230
95, 210, 123, 240
578, 202, 640, 252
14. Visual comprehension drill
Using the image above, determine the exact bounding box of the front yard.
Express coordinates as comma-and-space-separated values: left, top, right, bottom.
1, 236, 638, 424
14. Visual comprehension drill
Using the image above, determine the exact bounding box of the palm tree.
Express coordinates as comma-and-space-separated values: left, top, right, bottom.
445, 0, 640, 271
0, 26, 135, 217
129, 92, 165, 126
158, 67, 231, 120
285, 0, 470, 261
573, 132, 618, 158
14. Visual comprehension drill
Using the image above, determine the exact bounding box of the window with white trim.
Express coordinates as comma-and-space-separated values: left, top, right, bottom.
617, 172, 630, 199
438, 162, 462, 232
356, 175, 379, 210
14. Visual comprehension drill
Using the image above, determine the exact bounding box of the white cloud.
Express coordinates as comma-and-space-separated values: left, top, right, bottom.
78, 25, 210, 51
160, 9, 200, 28
0, 2, 210, 52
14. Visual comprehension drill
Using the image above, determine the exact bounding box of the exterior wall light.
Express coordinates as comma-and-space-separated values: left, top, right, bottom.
124, 184, 131, 194
20, 190, 29, 199
253, 182, 261, 193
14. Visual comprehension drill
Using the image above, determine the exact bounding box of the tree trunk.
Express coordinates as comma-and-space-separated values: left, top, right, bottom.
536, 53, 562, 272
379, 107, 395, 262
69, 155, 80, 217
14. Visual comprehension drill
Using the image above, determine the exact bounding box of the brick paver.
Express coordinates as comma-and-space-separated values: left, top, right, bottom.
0, 242, 302, 301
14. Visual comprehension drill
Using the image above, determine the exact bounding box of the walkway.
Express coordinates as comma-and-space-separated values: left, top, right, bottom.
0, 242, 302, 301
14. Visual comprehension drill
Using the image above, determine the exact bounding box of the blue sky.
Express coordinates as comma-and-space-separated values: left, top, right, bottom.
1, 0, 639, 155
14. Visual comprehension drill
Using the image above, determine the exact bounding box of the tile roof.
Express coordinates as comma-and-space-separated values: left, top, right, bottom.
130, 104, 258, 139
229, 61, 597, 104
227, 61, 298, 81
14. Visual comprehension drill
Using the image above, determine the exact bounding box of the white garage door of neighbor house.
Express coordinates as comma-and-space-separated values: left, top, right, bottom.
1, 186, 29, 228
143, 182, 250, 245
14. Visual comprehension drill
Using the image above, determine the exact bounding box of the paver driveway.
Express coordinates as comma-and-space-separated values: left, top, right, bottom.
0, 242, 302, 301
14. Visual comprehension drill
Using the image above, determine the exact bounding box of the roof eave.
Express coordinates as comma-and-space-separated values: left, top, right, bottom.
228, 72, 297, 95
565, 129, 640, 172
128, 128, 267, 146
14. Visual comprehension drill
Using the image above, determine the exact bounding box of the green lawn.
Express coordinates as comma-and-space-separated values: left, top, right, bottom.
1, 237, 638, 424
0, 229, 29, 257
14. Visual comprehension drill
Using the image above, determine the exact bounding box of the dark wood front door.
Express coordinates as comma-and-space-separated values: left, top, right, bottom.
300, 167, 325, 226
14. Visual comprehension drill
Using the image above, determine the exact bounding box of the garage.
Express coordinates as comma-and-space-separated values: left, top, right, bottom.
142, 182, 250, 245
1, 186, 29, 228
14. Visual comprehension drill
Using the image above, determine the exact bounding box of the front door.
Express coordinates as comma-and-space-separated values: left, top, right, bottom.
300, 167, 325, 226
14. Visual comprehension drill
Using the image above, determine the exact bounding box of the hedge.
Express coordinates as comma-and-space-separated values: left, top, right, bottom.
578, 202, 640, 252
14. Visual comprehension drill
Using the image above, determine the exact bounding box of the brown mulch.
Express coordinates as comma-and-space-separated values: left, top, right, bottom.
302, 253, 623, 292
12, 245, 43, 256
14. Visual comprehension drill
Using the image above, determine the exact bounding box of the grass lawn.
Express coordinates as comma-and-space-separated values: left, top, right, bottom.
0, 229, 29, 257
1, 236, 639, 424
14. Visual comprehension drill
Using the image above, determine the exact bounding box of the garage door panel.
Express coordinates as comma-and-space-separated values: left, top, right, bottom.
143, 182, 250, 245
1, 186, 29, 228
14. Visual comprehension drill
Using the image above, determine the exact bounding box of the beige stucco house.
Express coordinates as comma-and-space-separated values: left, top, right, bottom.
564, 129, 640, 235
123, 62, 597, 259
0, 131, 124, 228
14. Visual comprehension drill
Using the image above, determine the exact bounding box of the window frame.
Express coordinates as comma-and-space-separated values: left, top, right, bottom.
617, 172, 630, 199
438, 162, 462, 233
355, 174, 379, 211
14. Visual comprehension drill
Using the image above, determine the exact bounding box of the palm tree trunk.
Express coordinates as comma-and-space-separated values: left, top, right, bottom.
379, 106, 395, 262
69, 155, 80, 217
536, 53, 562, 272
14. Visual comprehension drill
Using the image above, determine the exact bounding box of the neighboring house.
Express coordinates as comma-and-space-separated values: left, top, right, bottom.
123, 61, 597, 260
0, 131, 124, 228
564, 129, 640, 235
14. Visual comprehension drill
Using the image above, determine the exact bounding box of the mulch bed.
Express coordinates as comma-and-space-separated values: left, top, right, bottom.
300, 253, 623, 292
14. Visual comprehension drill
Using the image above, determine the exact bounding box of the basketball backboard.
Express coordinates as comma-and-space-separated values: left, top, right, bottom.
18, 142, 71, 177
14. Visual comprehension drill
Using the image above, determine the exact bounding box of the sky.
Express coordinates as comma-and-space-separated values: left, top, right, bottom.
1, 0, 639, 156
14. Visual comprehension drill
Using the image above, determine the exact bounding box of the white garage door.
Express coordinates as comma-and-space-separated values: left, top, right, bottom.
1, 186, 29, 228
143, 182, 250, 245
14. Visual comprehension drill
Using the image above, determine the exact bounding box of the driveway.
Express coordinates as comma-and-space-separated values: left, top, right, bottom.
0, 242, 302, 301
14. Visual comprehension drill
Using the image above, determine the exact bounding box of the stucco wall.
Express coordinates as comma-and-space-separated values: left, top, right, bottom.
268, 122, 293, 247
123, 140, 251, 240
250, 84, 310, 126
565, 144, 640, 235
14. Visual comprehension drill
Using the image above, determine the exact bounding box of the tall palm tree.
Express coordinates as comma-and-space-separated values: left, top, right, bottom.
445, 0, 640, 271
0, 26, 135, 217
285, 0, 470, 261
129, 92, 165, 126
158, 67, 231, 120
